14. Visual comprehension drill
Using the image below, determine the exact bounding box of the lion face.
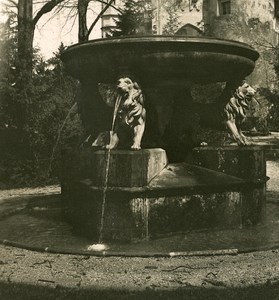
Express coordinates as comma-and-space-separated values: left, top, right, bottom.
237, 81, 256, 108
117, 77, 134, 94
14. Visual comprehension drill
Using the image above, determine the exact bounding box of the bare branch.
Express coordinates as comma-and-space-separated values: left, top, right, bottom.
64, 8, 77, 34
40, 4, 64, 27
32, 0, 66, 26
4, 0, 18, 8
94, 0, 122, 13
62, 5, 76, 30
87, 0, 115, 37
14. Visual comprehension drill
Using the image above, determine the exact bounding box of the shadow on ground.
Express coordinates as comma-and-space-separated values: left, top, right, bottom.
1, 281, 279, 300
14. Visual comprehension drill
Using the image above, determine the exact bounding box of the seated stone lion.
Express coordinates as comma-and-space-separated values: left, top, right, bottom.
223, 80, 256, 146
93, 77, 146, 150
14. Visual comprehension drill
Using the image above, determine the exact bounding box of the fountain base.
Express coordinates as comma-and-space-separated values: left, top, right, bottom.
62, 148, 253, 242
192, 146, 267, 226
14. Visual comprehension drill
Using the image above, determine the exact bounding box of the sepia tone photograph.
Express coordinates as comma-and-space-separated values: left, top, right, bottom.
0, 0, 279, 299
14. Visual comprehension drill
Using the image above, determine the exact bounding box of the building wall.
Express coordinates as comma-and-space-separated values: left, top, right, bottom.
101, 0, 124, 37
101, 0, 205, 35
203, 0, 279, 89
151, 0, 204, 34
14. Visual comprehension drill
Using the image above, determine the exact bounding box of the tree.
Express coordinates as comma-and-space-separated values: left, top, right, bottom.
77, 0, 117, 42
0, 28, 83, 185
162, 6, 180, 35
0, 0, 122, 186
16, 0, 65, 83
112, 0, 153, 36
2, 0, 122, 80
4, 0, 121, 78
0, 13, 19, 145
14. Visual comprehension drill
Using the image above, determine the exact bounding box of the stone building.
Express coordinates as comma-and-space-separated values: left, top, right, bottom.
204, 0, 279, 90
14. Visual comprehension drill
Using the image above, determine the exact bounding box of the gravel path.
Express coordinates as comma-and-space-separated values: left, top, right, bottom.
267, 160, 279, 193
0, 185, 60, 201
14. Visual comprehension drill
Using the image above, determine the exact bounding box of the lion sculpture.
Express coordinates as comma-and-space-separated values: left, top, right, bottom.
93, 77, 146, 150
224, 80, 256, 146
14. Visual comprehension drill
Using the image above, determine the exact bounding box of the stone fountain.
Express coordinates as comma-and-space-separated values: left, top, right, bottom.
60, 36, 266, 244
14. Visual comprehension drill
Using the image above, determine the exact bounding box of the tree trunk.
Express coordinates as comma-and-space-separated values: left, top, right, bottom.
17, 0, 34, 87
17, 0, 66, 86
78, 0, 89, 43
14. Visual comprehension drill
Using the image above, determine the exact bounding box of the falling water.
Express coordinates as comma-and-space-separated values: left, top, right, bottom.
145, 198, 150, 241
95, 95, 122, 247
98, 149, 111, 244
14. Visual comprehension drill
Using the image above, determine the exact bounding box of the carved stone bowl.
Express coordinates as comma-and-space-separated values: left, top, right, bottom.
61, 35, 259, 86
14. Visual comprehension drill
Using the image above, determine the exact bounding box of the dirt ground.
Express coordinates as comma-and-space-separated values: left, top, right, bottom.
0, 244, 279, 300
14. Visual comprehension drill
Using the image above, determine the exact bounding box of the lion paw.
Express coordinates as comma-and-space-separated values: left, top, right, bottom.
131, 144, 141, 150
105, 144, 117, 150
237, 138, 252, 147
241, 136, 252, 146
243, 140, 252, 146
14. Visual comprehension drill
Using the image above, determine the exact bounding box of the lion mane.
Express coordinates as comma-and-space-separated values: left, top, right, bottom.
117, 84, 145, 127
223, 80, 256, 146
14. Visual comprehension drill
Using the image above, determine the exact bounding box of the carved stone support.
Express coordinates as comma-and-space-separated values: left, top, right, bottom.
222, 80, 256, 146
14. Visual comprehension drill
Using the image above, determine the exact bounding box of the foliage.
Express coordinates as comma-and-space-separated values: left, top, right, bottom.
251, 45, 279, 133
112, 0, 152, 36
257, 87, 279, 132
162, 6, 180, 35
0, 0, 123, 187
0, 0, 118, 187
272, 44, 279, 80
0, 28, 83, 187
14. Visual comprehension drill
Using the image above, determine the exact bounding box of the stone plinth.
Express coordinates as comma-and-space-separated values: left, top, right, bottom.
91, 149, 167, 187
192, 146, 267, 225
192, 146, 266, 181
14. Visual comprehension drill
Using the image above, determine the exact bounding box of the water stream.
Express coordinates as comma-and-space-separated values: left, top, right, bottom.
98, 149, 110, 243
97, 95, 122, 244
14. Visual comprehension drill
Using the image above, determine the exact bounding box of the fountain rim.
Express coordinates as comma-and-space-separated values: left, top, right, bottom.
61, 35, 259, 61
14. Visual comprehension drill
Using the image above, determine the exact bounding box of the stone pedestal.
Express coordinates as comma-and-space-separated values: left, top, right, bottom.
91, 148, 167, 187
192, 146, 267, 225
192, 146, 266, 180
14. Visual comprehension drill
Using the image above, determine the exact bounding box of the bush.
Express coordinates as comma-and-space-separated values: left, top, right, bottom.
0, 39, 83, 188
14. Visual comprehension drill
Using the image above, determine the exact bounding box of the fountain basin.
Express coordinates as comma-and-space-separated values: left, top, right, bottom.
62, 148, 249, 242
61, 36, 259, 85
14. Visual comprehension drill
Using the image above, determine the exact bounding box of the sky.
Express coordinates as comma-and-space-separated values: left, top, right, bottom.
33, 1, 103, 59
0, 0, 103, 59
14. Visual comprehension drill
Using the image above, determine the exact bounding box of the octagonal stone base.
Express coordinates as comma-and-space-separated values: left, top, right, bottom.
62, 148, 245, 242
66, 179, 243, 242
